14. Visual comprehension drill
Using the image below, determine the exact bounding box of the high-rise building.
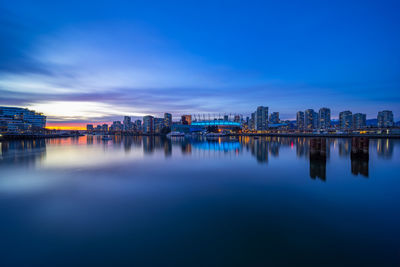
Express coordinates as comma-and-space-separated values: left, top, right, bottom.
318, 108, 331, 129
234, 115, 241, 123
255, 106, 268, 131
305, 109, 316, 130
377, 110, 394, 128
123, 116, 132, 131
143, 116, 154, 134
339, 111, 353, 130
86, 124, 94, 131
250, 112, 255, 130
269, 112, 280, 124
111, 121, 123, 131
164, 113, 172, 128
224, 115, 229, 121
353, 113, 366, 129
181, 115, 192, 125
154, 118, 164, 133
102, 124, 108, 132
135, 120, 142, 131
296, 111, 304, 130
313, 110, 319, 129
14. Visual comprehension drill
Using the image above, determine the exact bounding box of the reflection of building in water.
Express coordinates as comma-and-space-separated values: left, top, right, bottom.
296, 138, 308, 158
86, 135, 93, 145
163, 138, 172, 157
376, 139, 394, 159
123, 136, 133, 153
268, 137, 280, 157
338, 139, 351, 157
309, 138, 326, 181
0, 139, 46, 167
351, 137, 369, 177
143, 136, 155, 154
253, 139, 268, 164
181, 141, 192, 155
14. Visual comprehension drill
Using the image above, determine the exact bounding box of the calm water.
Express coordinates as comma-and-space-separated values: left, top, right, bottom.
0, 136, 399, 266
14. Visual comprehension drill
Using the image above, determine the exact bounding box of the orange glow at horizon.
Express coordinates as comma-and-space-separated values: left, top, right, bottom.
46, 122, 111, 130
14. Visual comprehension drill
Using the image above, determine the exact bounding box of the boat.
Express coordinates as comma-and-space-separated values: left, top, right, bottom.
102, 136, 112, 141
167, 131, 185, 138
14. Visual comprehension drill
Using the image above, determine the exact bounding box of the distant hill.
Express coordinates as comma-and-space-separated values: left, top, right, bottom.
366, 119, 377, 126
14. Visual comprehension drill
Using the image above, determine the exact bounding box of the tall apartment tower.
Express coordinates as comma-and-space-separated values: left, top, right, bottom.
164, 113, 172, 128
305, 109, 316, 130
255, 106, 269, 131
339, 111, 353, 130
269, 112, 279, 124
377, 110, 394, 128
143, 115, 154, 134
318, 108, 331, 129
296, 111, 304, 130
353, 113, 366, 129
123, 116, 132, 131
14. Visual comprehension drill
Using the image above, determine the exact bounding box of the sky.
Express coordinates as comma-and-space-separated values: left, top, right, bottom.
1, 0, 399, 129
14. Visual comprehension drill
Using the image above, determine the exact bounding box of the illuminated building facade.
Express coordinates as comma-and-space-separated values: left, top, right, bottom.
353, 113, 366, 129
296, 111, 304, 130
255, 106, 268, 131
339, 111, 353, 130
143, 115, 154, 134
318, 108, 331, 129
181, 115, 192, 125
377, 110, 394, 128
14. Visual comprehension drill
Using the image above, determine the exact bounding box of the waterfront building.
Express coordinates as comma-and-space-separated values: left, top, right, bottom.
250, 112, 255, 130
135, 120, 142, 131
154, 118, 165, 133
143, 115, 154, 134
123, 116, 132, 131
318, 108, 331, 129
269, 112, 280, 124
234, 115, 241, 123
305, 109, 316, 130
339, 111, 353, 130
111, 121, 123, 131
0, 106, 46, 131
181, 115, 192, 125
296, 111, 304, 130
164, 113, 172, 128
353, 113, 366, 129
377, 110, 394, 128
0, 120, 7, 132
224, 115, 229, 121
255, 106, 268, 131
102, 124, 108, 132
86, 124, 94, 132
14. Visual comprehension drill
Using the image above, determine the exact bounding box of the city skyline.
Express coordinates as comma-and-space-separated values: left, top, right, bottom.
1, 0, 400, 130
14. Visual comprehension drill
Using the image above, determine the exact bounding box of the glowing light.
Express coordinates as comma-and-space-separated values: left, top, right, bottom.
191, 120, 241, 127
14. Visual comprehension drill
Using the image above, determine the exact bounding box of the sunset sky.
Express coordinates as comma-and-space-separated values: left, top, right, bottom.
1, 0, 399, 129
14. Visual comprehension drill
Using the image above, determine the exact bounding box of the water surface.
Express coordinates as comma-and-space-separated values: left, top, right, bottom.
0, 136, 399, 266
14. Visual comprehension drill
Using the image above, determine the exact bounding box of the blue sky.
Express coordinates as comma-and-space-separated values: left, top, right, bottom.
0, 0, 399, 124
